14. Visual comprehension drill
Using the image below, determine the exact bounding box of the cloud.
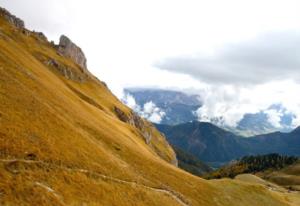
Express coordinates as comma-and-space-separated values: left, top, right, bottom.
194, 85, 260, 127
192, 81, 300, 128
156, 31, 300, 85
264, 109, 283, 128
154, 31, 300, 128
141, 101, 166, 123
122, 94, 165, 123
122, 93, 141, 112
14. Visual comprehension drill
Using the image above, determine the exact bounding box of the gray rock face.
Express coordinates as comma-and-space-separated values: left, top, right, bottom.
0, 7, 24, 29
58, 35, 87, 70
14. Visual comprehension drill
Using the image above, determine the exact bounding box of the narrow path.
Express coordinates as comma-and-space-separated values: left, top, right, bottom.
35, 182, 66, 206
0, 159, 190, 206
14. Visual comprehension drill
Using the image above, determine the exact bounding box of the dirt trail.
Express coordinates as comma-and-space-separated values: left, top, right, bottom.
0, 159, 190, 206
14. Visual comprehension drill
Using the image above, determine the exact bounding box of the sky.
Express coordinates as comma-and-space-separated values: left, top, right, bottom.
2, 0, 300, 127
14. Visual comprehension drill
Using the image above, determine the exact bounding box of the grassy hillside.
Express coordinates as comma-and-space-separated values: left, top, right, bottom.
0, 7, 299, 206
260, 162, 300, 191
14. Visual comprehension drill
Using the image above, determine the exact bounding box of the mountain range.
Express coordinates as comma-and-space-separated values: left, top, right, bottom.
124, 88, 201, 125
156, 121, 300, 167
126, 88, 295, 136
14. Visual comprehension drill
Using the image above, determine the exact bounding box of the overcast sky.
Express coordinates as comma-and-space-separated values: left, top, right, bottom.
2, 0, 300, 127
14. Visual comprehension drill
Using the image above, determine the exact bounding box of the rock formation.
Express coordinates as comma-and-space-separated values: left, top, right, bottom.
45, 58, 87, 82
0, 7, 24, 29
58, 35, 87, 70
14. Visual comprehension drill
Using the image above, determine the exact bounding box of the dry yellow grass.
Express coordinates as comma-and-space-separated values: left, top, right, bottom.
0, 12, 299, 206
235, 174, 300, 205
259, 162, 300, 191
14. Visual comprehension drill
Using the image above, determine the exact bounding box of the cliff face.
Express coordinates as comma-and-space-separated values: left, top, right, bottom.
0, 7, 298, 206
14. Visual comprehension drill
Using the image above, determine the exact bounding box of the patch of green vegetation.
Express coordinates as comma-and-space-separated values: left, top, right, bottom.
205, 153, 299, 179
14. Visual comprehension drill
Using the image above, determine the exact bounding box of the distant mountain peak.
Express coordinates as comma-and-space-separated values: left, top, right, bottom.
123, 88, 201, 125
124, 88, 201, 106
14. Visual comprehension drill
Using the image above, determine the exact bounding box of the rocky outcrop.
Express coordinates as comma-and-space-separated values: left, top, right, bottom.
34, 31, 48, 42
114, 107, 152, 144
114, 106, 178, 165
0, 7, 89, 80
58, 35, 87, 70
45, 58, 87, 82
0, 7, 24, 29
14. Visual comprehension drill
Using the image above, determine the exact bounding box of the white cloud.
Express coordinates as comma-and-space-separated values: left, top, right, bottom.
146, 112, 165, 124
122, 95, 165, 123
122, 93, 141, 112
194, 81, 300, 128
143, 102, 157, 114
140, 102, 166, 123
291, 116, 300, 128
264, 109, 283, 128
194, 85, 260, 127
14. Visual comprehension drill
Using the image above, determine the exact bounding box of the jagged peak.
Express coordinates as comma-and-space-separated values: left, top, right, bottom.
0, 7, 24, 29
0, 7, 88, 73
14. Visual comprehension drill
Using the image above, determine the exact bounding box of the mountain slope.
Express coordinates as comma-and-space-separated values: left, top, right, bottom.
172, 145, 213, 176
261, 161, 300, 191
0, 7, 298, 206
156, 121, 300, 166
156, 122, 248, 164
247, 128, 300, 156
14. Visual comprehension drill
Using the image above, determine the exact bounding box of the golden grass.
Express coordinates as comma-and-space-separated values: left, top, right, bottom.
234, 174, 300, 205
0, 15, 299, 206
260, 163, 300, 190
